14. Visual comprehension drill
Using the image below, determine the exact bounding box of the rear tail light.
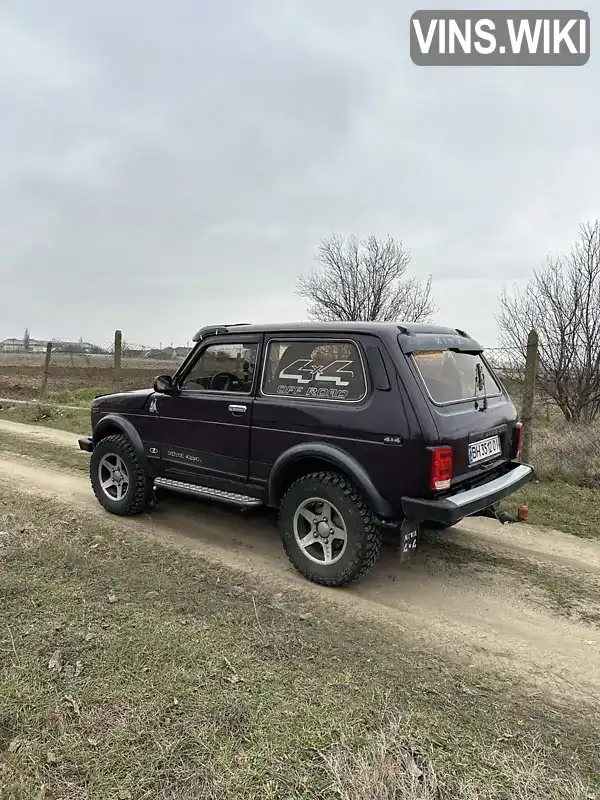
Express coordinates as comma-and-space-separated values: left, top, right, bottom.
430, 446, 453, 491
513, 423, 524, 460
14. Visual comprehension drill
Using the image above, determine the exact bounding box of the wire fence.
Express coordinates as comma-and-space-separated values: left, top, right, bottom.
1, 332, 520, 403
0, 331, 193, 404
1, 329, 598, 489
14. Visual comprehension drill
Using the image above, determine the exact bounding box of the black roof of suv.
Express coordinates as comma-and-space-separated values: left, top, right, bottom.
192, 321, 478, 340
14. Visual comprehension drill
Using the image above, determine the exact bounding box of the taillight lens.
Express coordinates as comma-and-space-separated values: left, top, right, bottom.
430, 446, 453, 491
513, 423, 524, 461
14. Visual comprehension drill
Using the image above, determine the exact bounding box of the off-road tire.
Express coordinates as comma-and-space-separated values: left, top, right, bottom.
90, 434, 154, 516
278, 471, 382, 587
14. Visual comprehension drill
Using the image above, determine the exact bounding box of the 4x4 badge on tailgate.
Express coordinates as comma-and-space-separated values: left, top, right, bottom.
384, 436, 402, 445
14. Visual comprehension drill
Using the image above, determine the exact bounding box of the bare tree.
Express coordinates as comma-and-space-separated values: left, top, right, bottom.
498, 221, 600, 423
23, 328, 31, 351
297, 235, 436, 323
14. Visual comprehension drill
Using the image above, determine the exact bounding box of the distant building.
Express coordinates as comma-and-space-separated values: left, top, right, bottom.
51, 340, 104, 354
144, 348, 174, 360
0, 338, 24, 352
143, 346, 191, 360
0, 337, 48, 353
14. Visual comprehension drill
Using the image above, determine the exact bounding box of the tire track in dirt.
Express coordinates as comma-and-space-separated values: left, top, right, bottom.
3, 420, 599, 572
0, 443, 599, 707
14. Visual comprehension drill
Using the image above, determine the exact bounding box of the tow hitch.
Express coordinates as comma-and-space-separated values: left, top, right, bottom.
476, 504, 528, 525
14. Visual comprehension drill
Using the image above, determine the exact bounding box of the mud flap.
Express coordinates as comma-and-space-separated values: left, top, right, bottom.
399, 519, 419, 562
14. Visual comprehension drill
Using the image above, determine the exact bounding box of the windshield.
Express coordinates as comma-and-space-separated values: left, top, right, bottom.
412, 350, 501, 404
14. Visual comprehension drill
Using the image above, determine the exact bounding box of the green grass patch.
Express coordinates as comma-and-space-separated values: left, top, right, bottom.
503, 480, 600, 540
0, 431, 88, 474
0, 492, 598, 800
44, 387, 114, 407
0, 402, 91, 435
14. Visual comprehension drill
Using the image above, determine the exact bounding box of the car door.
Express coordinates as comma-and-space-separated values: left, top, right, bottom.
150, 335, 261, 483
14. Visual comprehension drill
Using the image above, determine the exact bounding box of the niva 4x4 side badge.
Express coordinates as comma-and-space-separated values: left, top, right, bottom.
383, 436, 403, 445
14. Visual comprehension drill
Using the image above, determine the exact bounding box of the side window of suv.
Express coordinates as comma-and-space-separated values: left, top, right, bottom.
181, 342, 258, 393
262, 340, 367, 401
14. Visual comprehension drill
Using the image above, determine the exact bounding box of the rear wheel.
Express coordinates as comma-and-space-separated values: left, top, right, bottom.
278, 472, 382, 587
90, 434, 154, 516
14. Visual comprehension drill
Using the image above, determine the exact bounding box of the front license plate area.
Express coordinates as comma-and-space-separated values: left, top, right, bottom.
399, 519, 419, 562
468, 435, 501, 466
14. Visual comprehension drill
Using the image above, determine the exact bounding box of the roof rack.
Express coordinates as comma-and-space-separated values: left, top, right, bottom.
192, 323, 251, 342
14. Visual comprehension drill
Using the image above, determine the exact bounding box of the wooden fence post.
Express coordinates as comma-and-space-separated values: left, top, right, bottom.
520, 328, 539, 464
39, 342, 53, 402
114, 330, 122, 390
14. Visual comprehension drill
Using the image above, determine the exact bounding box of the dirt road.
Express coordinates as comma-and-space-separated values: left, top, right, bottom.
1, 420, 599, 707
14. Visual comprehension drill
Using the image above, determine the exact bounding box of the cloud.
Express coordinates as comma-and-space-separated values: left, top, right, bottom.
1, 0, 598, 349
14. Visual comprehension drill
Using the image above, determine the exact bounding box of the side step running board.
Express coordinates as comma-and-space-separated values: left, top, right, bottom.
154, 477, 263, 508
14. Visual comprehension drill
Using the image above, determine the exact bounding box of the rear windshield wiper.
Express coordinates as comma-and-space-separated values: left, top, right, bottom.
474, 363, 488, 412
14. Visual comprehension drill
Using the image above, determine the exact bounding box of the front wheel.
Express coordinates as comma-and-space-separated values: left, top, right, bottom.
278, 472, 382, 587
90, 434, 154, 516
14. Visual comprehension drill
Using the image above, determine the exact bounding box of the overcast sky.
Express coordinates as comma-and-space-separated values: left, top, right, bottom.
1, 0, 597, 348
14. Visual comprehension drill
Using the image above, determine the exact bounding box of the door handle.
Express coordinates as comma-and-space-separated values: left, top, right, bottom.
228, 404, 247, 415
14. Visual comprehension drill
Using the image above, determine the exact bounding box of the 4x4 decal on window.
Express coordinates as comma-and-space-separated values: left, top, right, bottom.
278, 359, 354, 387
277, 385, 350, 399
262, 339, 367, 401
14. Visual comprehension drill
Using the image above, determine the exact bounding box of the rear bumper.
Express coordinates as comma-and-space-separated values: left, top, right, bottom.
401, 462, 534, 525
78, 437, 93, 452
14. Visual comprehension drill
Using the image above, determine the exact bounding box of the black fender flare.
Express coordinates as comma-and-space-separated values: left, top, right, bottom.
93, 414, 156, 477
267, 442, 394, 519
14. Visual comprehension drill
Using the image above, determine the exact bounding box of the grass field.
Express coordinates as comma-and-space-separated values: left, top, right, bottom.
1, 488, 598, 800
506, 480, 600, 539
0, 364, 156, 402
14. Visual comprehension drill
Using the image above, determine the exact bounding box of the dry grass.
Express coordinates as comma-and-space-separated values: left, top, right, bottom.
506, 480, 599, 539
321, 711, 441, 799
1, 491, 598, 799
532, 423, 600, 490
0, 364, 156, 402
0, 402, 91, 435
321, 710, 591, 800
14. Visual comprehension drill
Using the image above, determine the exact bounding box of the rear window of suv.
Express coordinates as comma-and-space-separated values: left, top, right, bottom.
262, 340, 367, 401
412, 350, 501, 404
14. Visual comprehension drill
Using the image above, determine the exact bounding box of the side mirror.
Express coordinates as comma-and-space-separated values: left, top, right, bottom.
153, 374, 174, 394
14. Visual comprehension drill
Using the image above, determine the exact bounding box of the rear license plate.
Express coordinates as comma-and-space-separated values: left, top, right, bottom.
468, 435, 501, 465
